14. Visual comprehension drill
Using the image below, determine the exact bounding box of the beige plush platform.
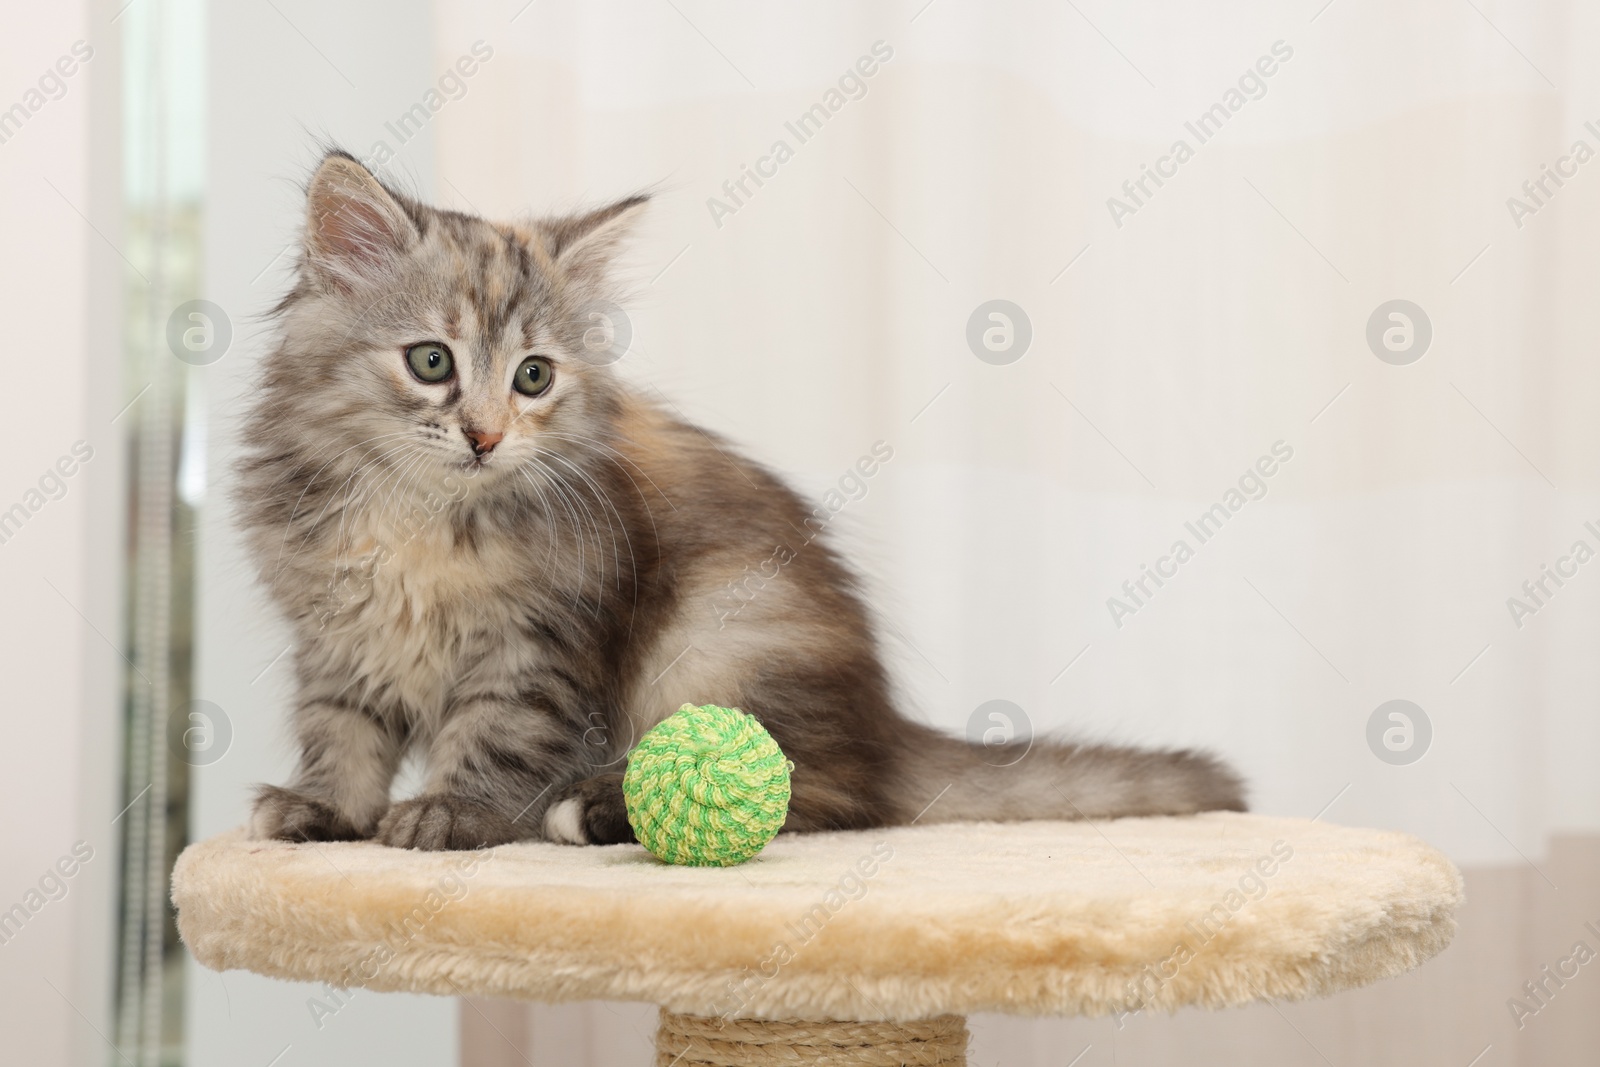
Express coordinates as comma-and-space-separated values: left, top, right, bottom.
172, 813, 1461, 1026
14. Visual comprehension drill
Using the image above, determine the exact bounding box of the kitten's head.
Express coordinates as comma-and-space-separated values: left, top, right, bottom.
260, 150, 645, 499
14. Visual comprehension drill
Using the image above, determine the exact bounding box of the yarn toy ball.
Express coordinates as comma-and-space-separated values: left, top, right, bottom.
622, 703, 793, 867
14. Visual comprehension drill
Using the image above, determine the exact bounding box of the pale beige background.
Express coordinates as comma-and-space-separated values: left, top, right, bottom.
0, 3, 123, 1066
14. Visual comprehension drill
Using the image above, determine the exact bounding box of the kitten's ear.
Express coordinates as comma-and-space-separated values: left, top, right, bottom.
537, 194, 649, 283
303, 153, 419, 289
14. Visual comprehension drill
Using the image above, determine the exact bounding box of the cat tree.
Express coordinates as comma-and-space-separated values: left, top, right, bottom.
172, 813, 1461, 1065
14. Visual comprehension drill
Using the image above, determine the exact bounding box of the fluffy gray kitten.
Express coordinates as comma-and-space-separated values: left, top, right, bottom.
241, 151, 1244, 851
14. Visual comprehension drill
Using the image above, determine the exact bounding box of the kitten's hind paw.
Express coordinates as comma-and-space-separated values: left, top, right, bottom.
544, 774, 635, 845
251, 785, 366, 842
375, 795, 523, 851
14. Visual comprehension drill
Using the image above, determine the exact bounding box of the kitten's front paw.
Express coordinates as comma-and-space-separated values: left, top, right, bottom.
544, 774, 635, 845
375, 795, 522, 851
251, 785, 366, 842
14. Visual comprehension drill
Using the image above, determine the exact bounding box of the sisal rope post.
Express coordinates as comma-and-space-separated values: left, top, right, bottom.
655, 1010, 969, 1066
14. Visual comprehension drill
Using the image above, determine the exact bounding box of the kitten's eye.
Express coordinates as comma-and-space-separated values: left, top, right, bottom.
405, 342, 454, 384
513, 356, 554, 397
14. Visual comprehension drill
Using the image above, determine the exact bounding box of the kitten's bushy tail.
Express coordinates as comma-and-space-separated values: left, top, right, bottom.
896, 724, 1246, 825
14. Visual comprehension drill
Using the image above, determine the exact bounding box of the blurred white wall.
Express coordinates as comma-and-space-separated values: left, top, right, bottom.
0, 3, 122, 1065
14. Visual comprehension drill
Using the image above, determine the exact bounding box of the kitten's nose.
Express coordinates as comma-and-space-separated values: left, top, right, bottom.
463, 428, 503, 456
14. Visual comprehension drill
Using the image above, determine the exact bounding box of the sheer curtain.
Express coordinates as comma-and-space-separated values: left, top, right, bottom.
427, 1, 1599, 1063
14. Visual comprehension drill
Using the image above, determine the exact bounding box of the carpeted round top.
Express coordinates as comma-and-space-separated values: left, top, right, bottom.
171, 814, 1462, 1022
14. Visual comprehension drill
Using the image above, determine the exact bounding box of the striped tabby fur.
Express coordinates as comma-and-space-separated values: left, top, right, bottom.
241, 151, 1245, 851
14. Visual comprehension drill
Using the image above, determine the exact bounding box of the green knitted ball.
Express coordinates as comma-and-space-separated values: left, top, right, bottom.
623, 703, 792, 867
